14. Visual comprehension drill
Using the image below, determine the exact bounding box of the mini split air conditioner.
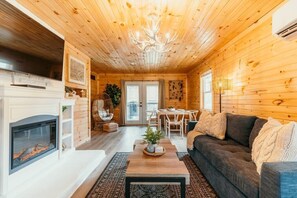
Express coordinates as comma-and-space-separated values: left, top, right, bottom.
272, 0, 297, 40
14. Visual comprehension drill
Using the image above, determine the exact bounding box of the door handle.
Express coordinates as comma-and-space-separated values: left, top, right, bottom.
139, 102, 142, 107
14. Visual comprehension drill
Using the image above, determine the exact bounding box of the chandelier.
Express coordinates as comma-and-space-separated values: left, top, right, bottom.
129, 13, 177, 53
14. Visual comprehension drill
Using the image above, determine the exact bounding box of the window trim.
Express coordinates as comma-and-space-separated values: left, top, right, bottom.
200, 70, 213, 111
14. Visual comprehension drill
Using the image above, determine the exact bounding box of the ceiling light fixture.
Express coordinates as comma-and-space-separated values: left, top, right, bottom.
129, 13, 177, 53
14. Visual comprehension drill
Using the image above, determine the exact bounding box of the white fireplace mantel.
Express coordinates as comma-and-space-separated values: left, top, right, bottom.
0, 84, 64, 99
0, 84, 105, 198
0, 84, 63, 197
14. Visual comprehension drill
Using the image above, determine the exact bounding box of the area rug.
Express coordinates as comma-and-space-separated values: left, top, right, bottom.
87, 152, 217, 198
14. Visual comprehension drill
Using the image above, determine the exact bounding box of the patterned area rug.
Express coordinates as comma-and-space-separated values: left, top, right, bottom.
87, 152, 217, 198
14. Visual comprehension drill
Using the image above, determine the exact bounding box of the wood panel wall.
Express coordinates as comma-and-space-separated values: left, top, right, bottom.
91, 73, 187, 124
187, 15, 297, 123
64, 41, 91, 146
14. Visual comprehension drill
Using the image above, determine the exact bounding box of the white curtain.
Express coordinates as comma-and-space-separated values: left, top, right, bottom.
158, 79, 165, 109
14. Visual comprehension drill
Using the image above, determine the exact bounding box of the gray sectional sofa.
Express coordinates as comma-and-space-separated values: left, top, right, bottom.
187, 113, 297, 198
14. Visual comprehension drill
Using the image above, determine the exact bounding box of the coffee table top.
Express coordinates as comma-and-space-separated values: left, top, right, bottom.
126, 139, 190, 184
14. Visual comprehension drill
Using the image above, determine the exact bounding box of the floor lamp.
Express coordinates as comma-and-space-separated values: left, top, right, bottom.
218, 79, 230, 113
218, 82, 222, 113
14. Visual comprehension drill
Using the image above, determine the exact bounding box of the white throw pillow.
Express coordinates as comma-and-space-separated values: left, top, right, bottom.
208, 112, 227, 140
194, 111, 227, 140
252, 117, 297, 174
194, 111, 211, 132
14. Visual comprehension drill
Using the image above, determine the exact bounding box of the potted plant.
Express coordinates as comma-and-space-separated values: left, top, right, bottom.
167, 106, 175, 111
104, 84, 121, 108
142, 127, 164, 153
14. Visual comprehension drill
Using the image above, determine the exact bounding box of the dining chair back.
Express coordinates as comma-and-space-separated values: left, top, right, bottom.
165, 112, 185, 139
185, 110, 199, 133
189, 110, 199, 121
147, 110, 161, 129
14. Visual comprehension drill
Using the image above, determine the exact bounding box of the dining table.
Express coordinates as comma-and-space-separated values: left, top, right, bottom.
156, 109, 199, 131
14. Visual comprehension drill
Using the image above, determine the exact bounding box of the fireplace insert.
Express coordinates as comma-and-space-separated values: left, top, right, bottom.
9, 115, 58, 174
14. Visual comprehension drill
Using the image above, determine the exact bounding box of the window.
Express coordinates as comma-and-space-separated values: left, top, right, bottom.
200, 71, 213, 111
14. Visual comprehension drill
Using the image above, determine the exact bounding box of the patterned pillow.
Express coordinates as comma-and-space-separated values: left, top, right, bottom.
208, 112, 227, 140
252, 117, 297, 174
194, 111, 227, 140
194, 111, 211, 132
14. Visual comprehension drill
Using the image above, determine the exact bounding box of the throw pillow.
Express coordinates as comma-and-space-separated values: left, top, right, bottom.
226, 113, 257, 146
194, 111, 211, 132
249, 118, 268, 149
208, 112, 227, 140
252, 117, 297, 174
194, 111, 227, 140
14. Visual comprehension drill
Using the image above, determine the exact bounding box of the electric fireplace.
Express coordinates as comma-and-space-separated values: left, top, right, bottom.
9, 115, 58, 174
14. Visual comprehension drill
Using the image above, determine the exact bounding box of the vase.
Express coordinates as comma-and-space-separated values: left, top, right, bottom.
147, 143, 157, 153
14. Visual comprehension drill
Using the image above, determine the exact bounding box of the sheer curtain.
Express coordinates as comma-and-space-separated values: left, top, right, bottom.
120, 80, 126, 125
158, 79, 165, 109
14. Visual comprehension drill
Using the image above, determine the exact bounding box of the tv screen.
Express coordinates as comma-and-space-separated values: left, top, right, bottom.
0, 1, 65, 81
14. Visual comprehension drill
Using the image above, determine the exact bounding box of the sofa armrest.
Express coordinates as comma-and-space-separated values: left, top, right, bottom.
187, 121, 197, 132
260, 162, 297, 198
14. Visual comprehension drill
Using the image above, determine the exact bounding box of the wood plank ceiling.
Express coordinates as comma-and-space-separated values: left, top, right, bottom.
0, 1, 64, 63
16, 0, 283, 73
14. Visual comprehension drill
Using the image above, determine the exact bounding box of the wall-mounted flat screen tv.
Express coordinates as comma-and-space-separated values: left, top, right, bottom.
0, 1, 64, 81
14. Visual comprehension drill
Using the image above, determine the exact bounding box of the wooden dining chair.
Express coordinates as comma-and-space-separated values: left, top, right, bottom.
189, 110, 199, 121
184, 110, 199, 132
165, 112, 185, 139
147, 110, 161, 129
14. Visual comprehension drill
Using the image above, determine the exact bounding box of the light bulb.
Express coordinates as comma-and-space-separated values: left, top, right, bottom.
218, 82, 222, 87
165, 32, 170, 39
136, 31, 140, 39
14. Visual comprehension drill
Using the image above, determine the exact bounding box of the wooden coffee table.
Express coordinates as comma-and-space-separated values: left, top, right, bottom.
125, 139, 190, 198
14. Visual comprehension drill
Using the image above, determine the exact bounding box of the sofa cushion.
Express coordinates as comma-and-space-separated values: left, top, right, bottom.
249, 118, 267, 149
252, 118, 297, 174
226, 114, 257, 146
194, 111, 211, 132
208, 112, 227, 140
194, 135, 259, 198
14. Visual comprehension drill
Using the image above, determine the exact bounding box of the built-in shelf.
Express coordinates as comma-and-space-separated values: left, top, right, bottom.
62, 148, 71, 156
60, 99, 75, 158
62, 118, 72, 123
62, 133, 72, 139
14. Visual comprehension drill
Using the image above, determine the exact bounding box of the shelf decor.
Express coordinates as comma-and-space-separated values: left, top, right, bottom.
68, 56, 86, 85
59, 99, 75, 158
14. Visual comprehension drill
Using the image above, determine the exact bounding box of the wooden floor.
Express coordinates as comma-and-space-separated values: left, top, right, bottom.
72, 126, 187, 197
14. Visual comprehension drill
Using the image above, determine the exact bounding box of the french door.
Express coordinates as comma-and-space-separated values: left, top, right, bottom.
125, 81, 159, 125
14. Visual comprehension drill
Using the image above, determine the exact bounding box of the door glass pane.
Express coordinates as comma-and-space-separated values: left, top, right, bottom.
126, 85, 139, 121
146, 85, 158, 120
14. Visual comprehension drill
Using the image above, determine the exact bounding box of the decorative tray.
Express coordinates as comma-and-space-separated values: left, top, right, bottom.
143, 147, 166, 157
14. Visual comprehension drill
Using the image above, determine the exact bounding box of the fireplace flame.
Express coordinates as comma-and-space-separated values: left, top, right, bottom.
13, 144, 50, 162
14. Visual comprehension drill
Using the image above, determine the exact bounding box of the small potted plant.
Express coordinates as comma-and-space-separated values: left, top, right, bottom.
142, 127, 164, 153
167, 106, 175, 111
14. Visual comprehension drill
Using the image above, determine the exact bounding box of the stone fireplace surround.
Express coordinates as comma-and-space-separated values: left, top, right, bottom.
0, 76, 105, 197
